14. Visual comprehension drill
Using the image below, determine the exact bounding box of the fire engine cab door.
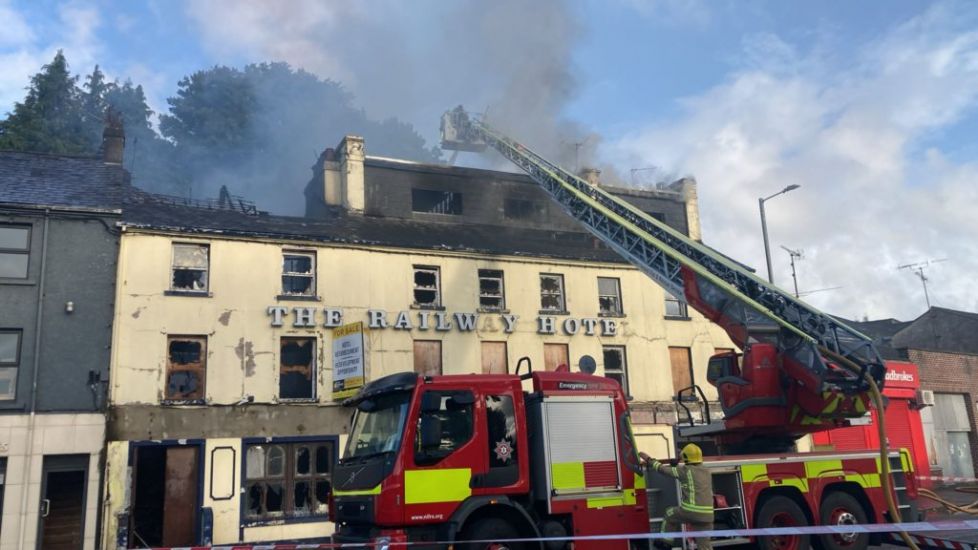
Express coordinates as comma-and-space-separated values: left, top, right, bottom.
472, 393, 520, 489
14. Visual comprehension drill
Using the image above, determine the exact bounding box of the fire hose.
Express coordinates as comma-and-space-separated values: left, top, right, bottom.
820, 347, 922, 550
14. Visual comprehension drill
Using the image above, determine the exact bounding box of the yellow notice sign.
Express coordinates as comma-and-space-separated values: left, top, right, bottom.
332, 322, 365, 400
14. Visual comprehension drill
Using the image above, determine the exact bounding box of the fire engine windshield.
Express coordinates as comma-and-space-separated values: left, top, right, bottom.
344, 391, 411, 461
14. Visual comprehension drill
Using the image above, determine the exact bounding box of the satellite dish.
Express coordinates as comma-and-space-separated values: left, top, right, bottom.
578, 355, 597, 375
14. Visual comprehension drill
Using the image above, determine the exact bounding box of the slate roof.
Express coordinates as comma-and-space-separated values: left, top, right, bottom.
841, 317, 913, 360
891, 307, 978, 356
122, 195, 630, 264
0, 150, 129, 210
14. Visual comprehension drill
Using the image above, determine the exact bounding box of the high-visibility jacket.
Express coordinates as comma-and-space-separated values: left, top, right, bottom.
651, 459, 714, 522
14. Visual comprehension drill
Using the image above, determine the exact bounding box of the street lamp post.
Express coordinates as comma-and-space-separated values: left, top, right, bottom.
758, 184, 801, 283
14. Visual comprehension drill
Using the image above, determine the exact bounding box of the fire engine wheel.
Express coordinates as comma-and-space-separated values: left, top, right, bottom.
458, 517, 523, 550
817, 492, 869, 550
756, 495, 810, 550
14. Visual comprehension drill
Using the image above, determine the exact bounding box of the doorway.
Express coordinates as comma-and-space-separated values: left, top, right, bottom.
129, 444, 200, 548
38, 455, 88, 550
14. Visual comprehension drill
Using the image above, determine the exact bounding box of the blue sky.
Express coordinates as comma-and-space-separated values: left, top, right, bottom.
2, 0, 976, 320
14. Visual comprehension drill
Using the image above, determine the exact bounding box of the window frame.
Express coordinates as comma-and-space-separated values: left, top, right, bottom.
280, 250, 317, 299
414, 390, 476, 466
0, 330, 21, 401
477, 269, 506, 312
664, 290, 689, 319
0, 224, 31, 279
164, 335, 207, 404
503, 198, 542, 220
168, 242, 210, 295
241, 436, 338, 525
411, 188, 463, 215
412, 265, 442, 309
539, 273, 567, 314
602, 345, 629, 397
597, 276, 623, 317
279, 337, 317, 401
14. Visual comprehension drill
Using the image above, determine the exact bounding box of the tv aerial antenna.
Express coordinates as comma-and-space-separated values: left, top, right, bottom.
898, 258, 948, 309
780, 245, 804, 298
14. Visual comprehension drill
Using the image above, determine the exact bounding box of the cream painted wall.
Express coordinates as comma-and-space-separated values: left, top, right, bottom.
111, 231, 736, 407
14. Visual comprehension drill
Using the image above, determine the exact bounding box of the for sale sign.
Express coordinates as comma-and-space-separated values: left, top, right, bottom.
332, 322, 365, 400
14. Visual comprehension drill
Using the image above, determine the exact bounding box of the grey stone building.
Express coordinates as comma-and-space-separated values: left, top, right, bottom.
0, 143, 127, 550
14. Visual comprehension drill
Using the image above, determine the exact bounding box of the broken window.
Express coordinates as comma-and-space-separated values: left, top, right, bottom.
282, 252, 316, 296
664, 290, 689, 318
539, 273, 565, 312
171, 243, 209, 292
503, 198, 543, 220
411, 189, 463, 215
0, 225, 30, 279
478, 269, 505, 311
280, 338, 315, 400
645, 211, 666, 223
245, 440, 334, 522
165, 336, 206, 401
598, 277, 622, 316
413, 266, 441, 307
603, 346, 629, 396
0, 330, 20, 400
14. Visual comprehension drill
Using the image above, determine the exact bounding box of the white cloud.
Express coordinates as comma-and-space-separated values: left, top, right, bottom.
605, 3, 978, 320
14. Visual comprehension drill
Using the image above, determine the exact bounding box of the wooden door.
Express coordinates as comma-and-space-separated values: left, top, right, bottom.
161, 447, 199, 546
481, 342, 508, 374
544, 343, 569, 371
413, 340, 442, 377
669, 347, 693, 394
39, 468, 86, 550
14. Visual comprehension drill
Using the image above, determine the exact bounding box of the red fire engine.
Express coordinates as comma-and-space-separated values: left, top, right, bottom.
329, 109, 921, 550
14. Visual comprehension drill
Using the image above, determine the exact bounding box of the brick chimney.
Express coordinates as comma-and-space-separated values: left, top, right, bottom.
579, 167, 601, 187
310, 135, 365, 214
101, 109, 125, 165
669, 177, 702, 241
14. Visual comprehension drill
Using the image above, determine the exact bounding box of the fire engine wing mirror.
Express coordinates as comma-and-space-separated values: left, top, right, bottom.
419, 416, 442, 449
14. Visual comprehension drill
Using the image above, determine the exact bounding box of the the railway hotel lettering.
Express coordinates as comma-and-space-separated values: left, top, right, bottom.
266, 306, 617, 336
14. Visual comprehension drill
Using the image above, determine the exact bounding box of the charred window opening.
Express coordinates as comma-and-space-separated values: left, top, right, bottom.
478, 269, 505, 311
165, 336, 206, 401
245, 441, 333, 522
0, 225, 30, 279
603, 346, 629, 396
282, 252, 316, 296
664, 290, 689, 318
503, 199, 543, 220
171, 243, 209, 292
539, 273, 565, 312
598, 277, 623, 316
645, 211, 666, 223
412, 189, 463, 215
413, 266, 441, 307
280, 338, 315, 400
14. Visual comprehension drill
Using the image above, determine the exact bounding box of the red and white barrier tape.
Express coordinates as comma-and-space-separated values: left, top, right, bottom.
921, 475, 978, 484
142, 519, 978, 549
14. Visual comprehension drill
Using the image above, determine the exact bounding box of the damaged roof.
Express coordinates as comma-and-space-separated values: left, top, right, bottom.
0, 150, 129, 209
122, 194, 630, 264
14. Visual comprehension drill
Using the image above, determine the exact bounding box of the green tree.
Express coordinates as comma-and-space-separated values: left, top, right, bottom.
0, 50, 89, 154
80, 65, 109, 149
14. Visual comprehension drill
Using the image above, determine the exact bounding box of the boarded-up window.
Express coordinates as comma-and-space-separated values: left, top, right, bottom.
413, 266, 441, 307
280, 338, 315, 399
166, 336, 206, 401
478, 269, 505, 311
245, 440, 334, 521
481, 342, 508, 374
540, 273, 565, 312
171, 243, 209, 292
603, 346, 628, 395
544, 343, 569, 372
414, 341, 442, 377
282, 252, 315, 296
669, 347, 693, 395
0, 225, 30, 278
598, 277, 622, 315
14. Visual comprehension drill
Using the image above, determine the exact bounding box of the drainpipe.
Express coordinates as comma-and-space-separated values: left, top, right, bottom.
18, 210, 48, 549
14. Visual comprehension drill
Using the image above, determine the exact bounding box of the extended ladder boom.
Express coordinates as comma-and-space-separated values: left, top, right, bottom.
441, 107, 885, 401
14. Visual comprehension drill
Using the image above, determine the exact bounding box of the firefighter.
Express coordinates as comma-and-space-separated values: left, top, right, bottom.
640, 444, 714, 550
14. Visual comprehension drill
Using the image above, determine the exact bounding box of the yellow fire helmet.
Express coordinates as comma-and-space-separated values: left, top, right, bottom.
681, 443, 703, 464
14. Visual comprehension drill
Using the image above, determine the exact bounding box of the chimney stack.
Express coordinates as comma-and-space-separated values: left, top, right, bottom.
579, 167, 601, 187
101, 109, 125, 165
